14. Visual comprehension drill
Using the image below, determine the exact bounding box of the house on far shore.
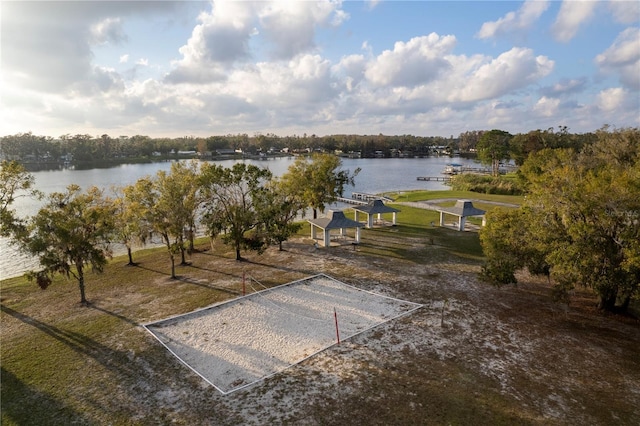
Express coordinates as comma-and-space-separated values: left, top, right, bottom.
215, 149, 236, 156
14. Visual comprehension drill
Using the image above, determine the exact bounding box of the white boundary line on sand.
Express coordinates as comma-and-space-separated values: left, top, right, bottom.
142, 274, 423, 395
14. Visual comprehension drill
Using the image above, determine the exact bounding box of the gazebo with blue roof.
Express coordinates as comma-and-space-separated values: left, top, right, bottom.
308, 210, 364, 248
353, 199, 400, 228
436, 200, 486, 231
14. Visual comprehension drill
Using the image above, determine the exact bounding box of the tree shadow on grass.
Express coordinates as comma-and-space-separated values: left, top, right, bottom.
173, 274, 242, 296
134, 263, 172, 276
242, 258, 317, 278
0, 304, 218, 424
1, 305, 131, 368
1, 366, 93, 426
186, 263, 239, 280
90, 303, 139, 326
1, 304, 145, 421
190, 248, 234, 260
132, 261, 244, 296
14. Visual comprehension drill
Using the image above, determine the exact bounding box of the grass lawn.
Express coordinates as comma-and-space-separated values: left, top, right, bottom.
2, 191, 639, 425
382, 189, 525, 205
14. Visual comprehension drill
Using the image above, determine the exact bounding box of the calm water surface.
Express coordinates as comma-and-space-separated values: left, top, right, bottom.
1, 156, 479, 279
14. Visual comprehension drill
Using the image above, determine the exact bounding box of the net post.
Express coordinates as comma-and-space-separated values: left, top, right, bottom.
334, 307, 340, 344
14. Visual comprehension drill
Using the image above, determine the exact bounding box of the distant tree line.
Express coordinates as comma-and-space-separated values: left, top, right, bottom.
0, 127, 601, 169
0, 154, 358, 305
0, 132, 455, 166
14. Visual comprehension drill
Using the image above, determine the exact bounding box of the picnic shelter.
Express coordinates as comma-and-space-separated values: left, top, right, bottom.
436, 200, 486, 231
308, 210, 364, 247
353, 199, 400, 228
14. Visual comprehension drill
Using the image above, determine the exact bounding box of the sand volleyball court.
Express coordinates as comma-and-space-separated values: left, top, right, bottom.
144, 274, 422, 394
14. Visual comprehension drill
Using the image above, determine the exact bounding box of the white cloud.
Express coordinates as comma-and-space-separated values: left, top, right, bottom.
228, 54, 336, 111
327, 44, 554, 126
1, 1, 181, 93
364, 34, 456, 87
597, 87, 626, 112
165, 2, 256, 84
452, 48, 554, 102
334, 54, 366, 91
258, 0, 348, 60
551, 0, 598, 42
2, 16, 93, 92
366, 0, 381, 11
477, 0, 549, 39
608, 0, 640, 25
595, 27, 640, 90
540, 77, 587, 97
1, 1, 636, 138
90, 17, 127, 45
533, 96, 561, 117
166, 0, 348, 84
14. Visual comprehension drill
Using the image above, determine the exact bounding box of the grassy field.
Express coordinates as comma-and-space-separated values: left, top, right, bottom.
2, 191, 638, 425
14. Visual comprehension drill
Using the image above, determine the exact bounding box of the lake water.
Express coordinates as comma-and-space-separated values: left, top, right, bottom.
0, 156, 480, 279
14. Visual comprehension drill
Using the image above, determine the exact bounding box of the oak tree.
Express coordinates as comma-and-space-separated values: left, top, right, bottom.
0, 160, 41, 238
200, 162, 272, 260
255, 177, 304, 251
476, 130, 512, 176
128, 170, 190, 279
112, 185, 152, 266
24, 185, 115, 305
280, 153, 360, 219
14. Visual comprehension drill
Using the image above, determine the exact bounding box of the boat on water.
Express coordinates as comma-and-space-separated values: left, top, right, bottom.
442, 163, 464, 175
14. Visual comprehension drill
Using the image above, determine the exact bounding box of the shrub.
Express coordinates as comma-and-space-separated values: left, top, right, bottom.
448, 174, 524, 195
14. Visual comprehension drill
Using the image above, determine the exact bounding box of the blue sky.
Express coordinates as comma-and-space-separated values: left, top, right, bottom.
1, 1, 638, 138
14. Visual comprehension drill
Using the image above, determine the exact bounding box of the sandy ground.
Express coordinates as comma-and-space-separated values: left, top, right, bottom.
145, 274, 422, 394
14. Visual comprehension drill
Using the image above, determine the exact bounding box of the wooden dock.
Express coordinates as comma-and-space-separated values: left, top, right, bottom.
350, 192, 394, 202
337, 197, 368, 205
416, 176, 452, 182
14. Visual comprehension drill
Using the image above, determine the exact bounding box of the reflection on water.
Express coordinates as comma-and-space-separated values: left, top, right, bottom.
0, 156, 479, 279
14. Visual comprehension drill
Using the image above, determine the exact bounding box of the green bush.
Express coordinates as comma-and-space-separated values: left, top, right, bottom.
448, 174, 524, 195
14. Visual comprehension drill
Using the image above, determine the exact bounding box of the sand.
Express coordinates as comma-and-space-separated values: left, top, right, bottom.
144, 274, 422, 394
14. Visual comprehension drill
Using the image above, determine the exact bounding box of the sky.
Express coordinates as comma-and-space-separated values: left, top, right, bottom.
1, 1, 639, 138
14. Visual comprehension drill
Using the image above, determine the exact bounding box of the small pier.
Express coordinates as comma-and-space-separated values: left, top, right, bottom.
350, 192, 394, 202
416, 176, 452, 182
337, 197, 368, 205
